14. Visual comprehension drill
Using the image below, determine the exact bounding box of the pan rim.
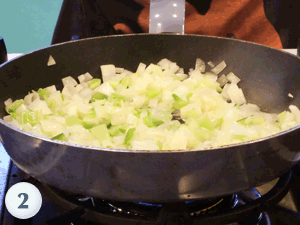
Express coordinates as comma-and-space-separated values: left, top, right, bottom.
0, 33, 300, 153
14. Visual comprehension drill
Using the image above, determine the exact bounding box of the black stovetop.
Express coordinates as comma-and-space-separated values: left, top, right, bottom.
1, 161, 300, 225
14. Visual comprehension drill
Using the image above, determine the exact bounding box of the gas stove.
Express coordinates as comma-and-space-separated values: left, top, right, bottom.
1, 50, 300, 225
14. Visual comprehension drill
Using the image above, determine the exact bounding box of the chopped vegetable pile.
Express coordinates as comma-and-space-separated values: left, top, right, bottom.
3, 58, 300, 150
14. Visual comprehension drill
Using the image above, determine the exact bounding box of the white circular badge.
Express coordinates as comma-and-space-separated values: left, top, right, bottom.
5, 182, 42, 219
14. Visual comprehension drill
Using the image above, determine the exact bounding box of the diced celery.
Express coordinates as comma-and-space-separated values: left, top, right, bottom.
187, 93, 193, 101
212, 117, 223, 128
6, 100, 24, 113
216, 86, 222, 93
108, 80, 119, 90
46, 99, 57, 111
120, 77, 130, 88
234, 134, 246, 141
111, 93, 126, 101
66, 116, 81, 126
197, 115, 214, 131
172, 94, 188, 110
124, 128, 136, 145
145, 89, 161, 99
83, 109, 97, 119
277, 111, 287, 124
156, 140, 163, 150
109, 125, 127, 137
91, 92, 108, 102
37, 88, 51, 100
90, 124, 110, 142
52, 133, 68, 141
21, 111, 42, 126
88, 79, 101, 90
153, 120, 164, 126
143, 115, 154, 127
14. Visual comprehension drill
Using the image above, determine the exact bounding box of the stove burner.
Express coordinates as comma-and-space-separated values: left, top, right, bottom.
106, 195, 238, 217
1, 162, 294, 225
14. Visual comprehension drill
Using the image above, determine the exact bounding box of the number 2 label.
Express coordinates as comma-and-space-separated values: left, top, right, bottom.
18, 193, 29, 209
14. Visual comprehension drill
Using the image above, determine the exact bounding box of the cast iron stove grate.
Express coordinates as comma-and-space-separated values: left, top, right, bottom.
2, 163, 300, 225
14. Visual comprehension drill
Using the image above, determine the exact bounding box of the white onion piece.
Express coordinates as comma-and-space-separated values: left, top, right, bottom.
227, 83, 246, 105
62, 76, 78, 87
46, 85, 57, 93
47, 55, 56, 66
208, 61, 215, 68
217, 74, 229, 87
101, 65, 115, 78
116, 67, 125, 74
136, 63, 146, 74
94, 83, 115, 96
288, 93, 294, 98
78, 74, 86, 83
289, 105, 300, 123
4, 98, 13, 107
227, 72, 241, 84
3, 115, 12, 122
211, 61, 226, 75
195, 58, 205, 73
169, 62, 180, 73
158, 58, 172, 70
123, 69, 133, 76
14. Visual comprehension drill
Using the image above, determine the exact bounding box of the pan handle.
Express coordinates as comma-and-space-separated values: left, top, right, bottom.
149, 0, 185, 34
0, 37, 8, 65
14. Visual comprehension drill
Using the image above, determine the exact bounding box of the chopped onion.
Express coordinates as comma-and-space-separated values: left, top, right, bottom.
47, 55, 56, 66
195, 58, 205, 73
211, 61, 226, 75
207, 61, 215, 68
217, 74, 229, 87
226, 72, 241, 84
4, 57, 300, 151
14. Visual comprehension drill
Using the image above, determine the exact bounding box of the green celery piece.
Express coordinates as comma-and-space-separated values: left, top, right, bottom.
156, 140, 163, 150
185, 109, 199, 119
66, 116, 82, 126
153, 119, 164, 127
216, 86, 222, 93
83, 109, 97, 119
120, 77, 130, 88
143, 115, 154, 127
197, 115, 214, 131
237, 117, 248, 125
90, 124, 110, 142
234, 134, 246, 142
111, 93, 126, 101
145, 89, 161, 99
277, 111, 287, 124
10, 113, 17, 119
82, 121, 96, 129
194, 127, 211, 142
124, 128, 136, 145
187, 93, 193, 101
252, 117, 264, 125
7, 100, 24, 113
172, 94, 188, 110
61, 94, 64, 101
212, 117, 223, 128
91, 92, 108, 102
46, 99, 57, 111
21, 111, 39, 126
37, 88, 51, 100
108, 80, 119, 90
109, 125, 127, 137
52, 133, 68, 141
88, 79, 101, 90
58, 110, 66, 116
